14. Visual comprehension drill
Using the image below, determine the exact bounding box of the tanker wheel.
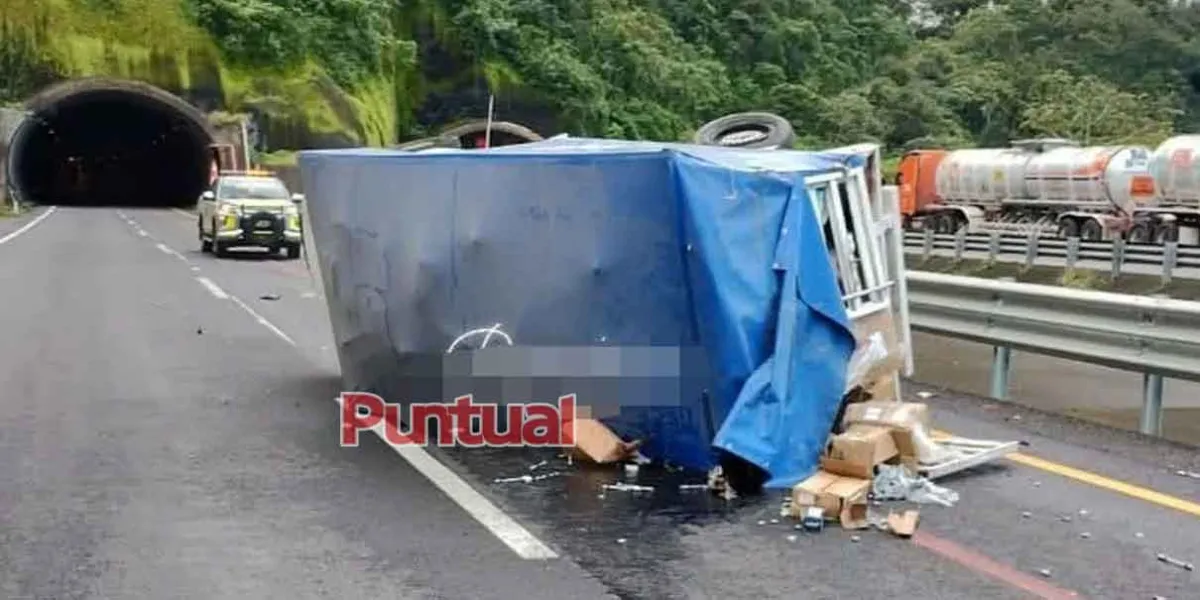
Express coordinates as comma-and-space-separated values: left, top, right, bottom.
694, 112, 796, 149
934, 213, 958, 234
1127, 223, 1152, 244
1057, 219, 1080, 239
1080, 220, 1103, 241
1155, 222, 1180, 243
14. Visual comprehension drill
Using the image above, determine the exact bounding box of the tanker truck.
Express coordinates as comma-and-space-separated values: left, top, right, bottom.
1144, 135, 1200, 246
897, 139, 1157, 242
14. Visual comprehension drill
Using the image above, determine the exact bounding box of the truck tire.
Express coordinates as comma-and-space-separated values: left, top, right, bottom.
694, 112, 796, 149
1156, 222, 1180, 243
1127, 223, 1152, 244
1080, 220, 1103, 241
393, 135, 460, 151
199, 218, 212, 253
438, 120, 543, 148
1057, 219, 1080, 239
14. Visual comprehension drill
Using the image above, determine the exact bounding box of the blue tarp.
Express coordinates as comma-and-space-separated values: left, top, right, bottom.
298, 138, 862, 488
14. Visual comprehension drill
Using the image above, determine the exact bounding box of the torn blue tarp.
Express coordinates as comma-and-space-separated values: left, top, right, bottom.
298, 138, 861, 488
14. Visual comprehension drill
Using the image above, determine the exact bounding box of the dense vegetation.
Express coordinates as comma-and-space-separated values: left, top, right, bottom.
4, 0, 1200, 155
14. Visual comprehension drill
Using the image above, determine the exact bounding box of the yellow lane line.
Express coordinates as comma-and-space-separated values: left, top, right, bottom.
933, 430, 1200, 518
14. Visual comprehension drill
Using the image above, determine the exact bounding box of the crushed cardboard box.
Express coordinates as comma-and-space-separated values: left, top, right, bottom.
790, 471, 870, 530
887, 509, 920, 538
566, 418, 641, 464
842, 400, 930, 470
820, 424, 898, 479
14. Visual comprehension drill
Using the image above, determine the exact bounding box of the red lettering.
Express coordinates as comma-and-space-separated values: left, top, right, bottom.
382, 404, 412, 445
412, 403, 454, 447
449, 395, 484, 447
521, 403, 559, 446
481, 405, 524, 446
557, 394, 577, 446
340, 392, 384, 446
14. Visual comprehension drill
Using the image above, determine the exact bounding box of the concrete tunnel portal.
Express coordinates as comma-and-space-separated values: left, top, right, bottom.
7, 79, 215, 209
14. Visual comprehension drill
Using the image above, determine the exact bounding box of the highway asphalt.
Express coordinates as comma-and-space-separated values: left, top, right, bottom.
1, 206, 1197, 599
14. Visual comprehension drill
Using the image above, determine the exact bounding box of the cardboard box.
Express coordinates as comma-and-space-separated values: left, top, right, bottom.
820, 424, 899, 479
841, 401, 929, 470
791, 470, 871, 529
566, 418, 640, 463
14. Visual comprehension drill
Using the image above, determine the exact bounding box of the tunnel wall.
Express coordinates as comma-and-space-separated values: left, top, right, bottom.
1, 108, 27, 205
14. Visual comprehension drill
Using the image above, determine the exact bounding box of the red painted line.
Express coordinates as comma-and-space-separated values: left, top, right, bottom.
912, 531, 1081, 600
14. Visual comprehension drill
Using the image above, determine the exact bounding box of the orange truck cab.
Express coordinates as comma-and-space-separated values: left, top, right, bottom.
896, 150, 947, 226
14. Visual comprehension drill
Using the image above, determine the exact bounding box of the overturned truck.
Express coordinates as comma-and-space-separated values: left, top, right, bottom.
298, 124, 914, 490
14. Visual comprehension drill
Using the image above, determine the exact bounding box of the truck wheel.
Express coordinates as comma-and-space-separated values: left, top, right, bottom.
1155, 222, 1180, 243
694, 112, 796, 149
1057, 219, 1080, 239
1080, 220, 1103, 241
438, 120, 544, 148
200, 221, 212, 253
1127, 223, 1151, 244
934, 213, 958, 234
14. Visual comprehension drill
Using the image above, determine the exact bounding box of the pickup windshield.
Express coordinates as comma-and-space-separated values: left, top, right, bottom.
219, 177, 289, 200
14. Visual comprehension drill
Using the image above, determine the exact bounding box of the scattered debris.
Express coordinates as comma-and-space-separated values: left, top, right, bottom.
916, 391, 935, 399
872, 465, 959, 507
786, 534, 798, 542
259, 293, 281, 301
624, 464, 640, 478
770, 519, 780, 524
1033, 481, 1042, 488
678, 484, 708, 492
196, 327, 203, 335
850, 535, 861, 543
1060, 515, 1072, 523
494, 475, 534, 484
1038, 568, 1052, 578
532, 472, 562, 482
800, 507, 825, 532
603, 482, 654, 493
1078, 509, 1089, 517
616, 538, 627, 544
1080, 532, 1092, 539
529, 460, 548, 471
758, 520, 767, 526
1175, 470, 1200, 480
1156, 553, 1195, 571
886, 510, 920, 538
1021, 511, 1032, 519
1136, 532, 1146, 539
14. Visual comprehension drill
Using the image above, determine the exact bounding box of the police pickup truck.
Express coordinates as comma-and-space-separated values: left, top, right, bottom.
197, 171, 303, 259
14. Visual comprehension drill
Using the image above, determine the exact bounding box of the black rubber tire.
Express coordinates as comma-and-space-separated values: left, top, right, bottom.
934, 213, 958, 234
1127, 223, 1152, 244
693, 112, 796, 149
1156, 222, 1180, 243
393, 135, 460, 151
1080, 219, 1103, 241
437, 120, 544, 148
1057, 219, 1080, 239
199, 219, 212, 252
286, 244, 301, 260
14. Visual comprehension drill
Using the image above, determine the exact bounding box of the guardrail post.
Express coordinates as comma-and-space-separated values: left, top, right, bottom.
923, 228, 934, 258
1065, 237, 1080, 269
988, 232, 1001, 262
1140, 373, 1164, 436
990, 346, 1012, 400
954, 228, 966, 260
1025, 233, 1039, 269
1111, 237, 1125, 279
1162, 242, 1177, 285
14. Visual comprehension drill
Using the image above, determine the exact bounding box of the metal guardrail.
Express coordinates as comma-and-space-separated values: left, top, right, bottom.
903, 230, 1200, 279
907, 270, 1200, 436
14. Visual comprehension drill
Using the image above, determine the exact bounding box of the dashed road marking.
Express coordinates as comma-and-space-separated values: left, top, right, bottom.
195, 277, 229, 300
0, 206, 57, 246
333, 396, 559, 560
226, 293, 296, 346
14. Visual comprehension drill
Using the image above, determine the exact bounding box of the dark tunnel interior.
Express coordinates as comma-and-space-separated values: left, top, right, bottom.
9, 88, 212, 208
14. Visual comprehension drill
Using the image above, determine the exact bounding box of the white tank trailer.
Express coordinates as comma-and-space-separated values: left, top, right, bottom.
1145, 135, 1200, 246
925, 139, 1157, 241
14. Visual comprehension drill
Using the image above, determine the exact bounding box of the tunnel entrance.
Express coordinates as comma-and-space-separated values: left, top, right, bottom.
7, 79, 214, 208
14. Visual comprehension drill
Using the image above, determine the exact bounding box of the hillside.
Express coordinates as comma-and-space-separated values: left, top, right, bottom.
3, 0, 1200, 154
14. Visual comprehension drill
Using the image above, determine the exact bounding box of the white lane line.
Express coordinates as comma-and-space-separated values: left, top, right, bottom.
226, 293, 297, 346
334, 396, 559, 560
195, 276, 229, 300
0, 206, 57, 246
155, 243, 187, 262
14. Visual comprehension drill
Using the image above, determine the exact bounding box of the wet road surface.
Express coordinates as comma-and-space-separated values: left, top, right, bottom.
1, 206, 1197, 599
